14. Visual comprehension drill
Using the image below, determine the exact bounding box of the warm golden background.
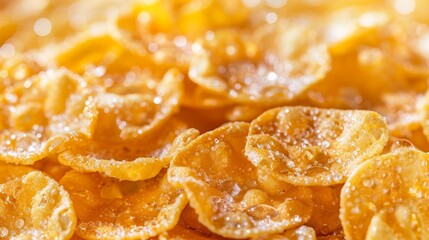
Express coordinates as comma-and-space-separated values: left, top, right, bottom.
0, 0, 429, 239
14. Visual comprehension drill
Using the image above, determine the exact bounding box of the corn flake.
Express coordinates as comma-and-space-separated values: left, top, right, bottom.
52, 31, 184, 141
0, 69, 98, 165
59, 119, 197, 181
168, 122, 313, 238
365, 200, 429, 240
375, 91, 429, 151
188, 21, 330, 106
92, 68, 184, 141
245, 107, 388, 186
340, 148, 429, 240
306, 11, 429, 110
60, 170, 187, 239
54, 29, 155, 76
0, 171, 76, 239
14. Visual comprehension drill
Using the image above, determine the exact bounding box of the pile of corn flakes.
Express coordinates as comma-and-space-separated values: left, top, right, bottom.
1, 0, 429, 239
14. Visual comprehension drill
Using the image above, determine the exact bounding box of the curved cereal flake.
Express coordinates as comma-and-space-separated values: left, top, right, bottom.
84, 67, 184, 142
59, 170, 187, 240
0, 70, 98, 165
168, 122, 313, 239
375, 92, 429, 150
58, 119, 197, 181
116, 2, 194, 71
114, 69, 184, 141
340, 148, 429, 240
381, 20, 429, 78
53, 29, 155, 76
306, 12, 429, 110
188, 21, 330, 105
0, 171, 76, 239
52, 29, 185, 139
376, 92, 423, 135
251, 225, 316, 240
325, 9, 429, 78
0, 133, 80, 165
323, 9, 391, 55
364, 200, 429, 240
245, 107, 388, 186
365, 213, 398, 240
